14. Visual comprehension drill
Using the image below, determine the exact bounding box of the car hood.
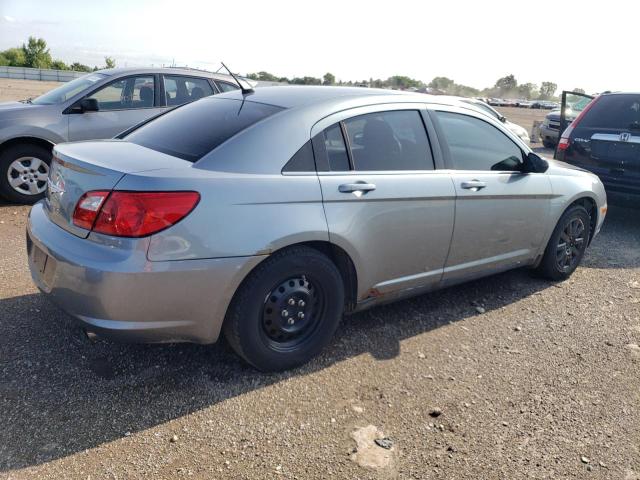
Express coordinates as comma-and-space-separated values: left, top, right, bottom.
546, 109, 577, 122
0, 100, 31, 111
0, 101, 51, 120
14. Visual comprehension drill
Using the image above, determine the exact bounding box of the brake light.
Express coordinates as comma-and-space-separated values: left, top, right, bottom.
72, 191, 110, 230
73, 191, 200, 237
557, 95, 602, 152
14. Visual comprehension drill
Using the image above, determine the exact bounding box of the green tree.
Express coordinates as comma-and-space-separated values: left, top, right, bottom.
21, 36, 52, 68
322, 72, 335, 85
291, 76, 321, 85
572, 87, 585, 94
429, 76, 455, 91
517, 82, 537, 99
495, 74, 517, 93
50, 59, 68, 70
0, 47, 26, 66
70, 62, 92, 72
539, 81, 558, 99
104, 56, 116, 69
386, 75, 424, 90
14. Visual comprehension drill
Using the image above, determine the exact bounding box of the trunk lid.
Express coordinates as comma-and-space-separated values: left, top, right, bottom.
46, 140, 193, 238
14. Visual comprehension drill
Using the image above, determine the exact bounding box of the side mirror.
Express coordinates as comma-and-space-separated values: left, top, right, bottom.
523, 152, 549, 173
499, 115, 506, 123
79, 98, 99, 113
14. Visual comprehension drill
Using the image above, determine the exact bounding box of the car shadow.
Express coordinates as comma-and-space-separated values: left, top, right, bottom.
0, 206, 637, 471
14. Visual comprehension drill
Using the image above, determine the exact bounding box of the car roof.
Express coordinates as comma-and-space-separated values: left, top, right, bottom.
211, 85, 470, 110
94, 66, 239, 83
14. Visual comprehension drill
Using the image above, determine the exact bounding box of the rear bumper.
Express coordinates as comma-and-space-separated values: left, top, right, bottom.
27, 202, 265, 344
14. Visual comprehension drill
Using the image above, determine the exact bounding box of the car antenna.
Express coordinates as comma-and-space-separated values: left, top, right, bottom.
220, 62, 253, 95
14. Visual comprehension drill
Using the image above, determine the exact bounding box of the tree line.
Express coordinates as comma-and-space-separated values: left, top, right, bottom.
248, 71, 571, 100
1, 37, 573, 100
0, 37, 115, 72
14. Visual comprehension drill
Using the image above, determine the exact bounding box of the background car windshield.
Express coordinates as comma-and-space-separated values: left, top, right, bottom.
31, 73, 107, 105
125, 98, 283, 162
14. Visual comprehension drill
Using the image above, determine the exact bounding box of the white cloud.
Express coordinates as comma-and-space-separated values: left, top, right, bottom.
2, 15, 16, 22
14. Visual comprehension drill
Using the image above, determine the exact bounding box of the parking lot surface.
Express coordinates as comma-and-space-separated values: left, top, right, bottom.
1, 197, 639, 479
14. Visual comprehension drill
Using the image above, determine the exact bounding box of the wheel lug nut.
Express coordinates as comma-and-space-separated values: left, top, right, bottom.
297, 312, 305, 319
288, 298, 296, 306
287, 318, 295, 325
281, 309, 289, 318
298, 300, 305, 307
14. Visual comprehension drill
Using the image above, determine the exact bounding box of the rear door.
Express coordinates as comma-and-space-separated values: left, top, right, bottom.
430, 108, 552, 283
68, 75, 165, 141
564, 94, 640, 195
314, 105, 456, 301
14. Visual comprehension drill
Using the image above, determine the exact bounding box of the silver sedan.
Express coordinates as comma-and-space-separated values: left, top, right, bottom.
27, 86, 607, 371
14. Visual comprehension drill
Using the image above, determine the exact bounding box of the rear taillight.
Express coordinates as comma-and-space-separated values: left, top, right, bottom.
73, 191, 110, 230
558, 95, 602, 151
73, 191, 200, 237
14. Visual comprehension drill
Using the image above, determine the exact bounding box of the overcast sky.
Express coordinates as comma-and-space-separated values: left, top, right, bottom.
0, 0, 636, 94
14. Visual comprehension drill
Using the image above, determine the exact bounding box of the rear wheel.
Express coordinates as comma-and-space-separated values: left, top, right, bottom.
535, 205, 591, 280
542, 138, 556, 149
0, 143, 52, 204
223, 246, 344, 371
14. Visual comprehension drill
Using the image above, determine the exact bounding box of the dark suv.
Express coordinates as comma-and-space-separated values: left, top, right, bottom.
555, 92, 640, 204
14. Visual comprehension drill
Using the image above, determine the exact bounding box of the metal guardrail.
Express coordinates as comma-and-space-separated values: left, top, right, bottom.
0, 66, 85, 82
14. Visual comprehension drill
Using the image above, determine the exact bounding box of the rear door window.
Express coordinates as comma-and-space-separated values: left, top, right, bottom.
580, 94, 640, 130
216, 81, 240, 93
343, 110, 433, 171
125, 98, 283, 161
164, 75, 214, 106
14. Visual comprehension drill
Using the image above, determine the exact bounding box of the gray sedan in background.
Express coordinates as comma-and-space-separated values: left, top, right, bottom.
0, 67, 244, 203
27, 86, 607, 371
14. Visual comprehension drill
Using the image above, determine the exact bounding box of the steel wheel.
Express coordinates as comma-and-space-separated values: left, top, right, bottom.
555, 217, 586, 272
261, 275, 325, 350
7, 156, 49, 196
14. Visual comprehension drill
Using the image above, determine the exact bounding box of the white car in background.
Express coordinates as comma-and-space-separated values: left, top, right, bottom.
458, 97, 530, 143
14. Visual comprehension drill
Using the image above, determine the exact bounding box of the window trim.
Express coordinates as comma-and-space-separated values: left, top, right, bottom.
428, 107, 529, 173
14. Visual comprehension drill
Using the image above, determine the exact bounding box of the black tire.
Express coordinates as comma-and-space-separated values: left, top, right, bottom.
0, 143, 52, 204
223, 246, 345, 372
535, 205, 591, 280
542, 138, 556, 149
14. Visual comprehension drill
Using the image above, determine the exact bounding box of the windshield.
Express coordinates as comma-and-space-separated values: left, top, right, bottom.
31, 73, 107, 105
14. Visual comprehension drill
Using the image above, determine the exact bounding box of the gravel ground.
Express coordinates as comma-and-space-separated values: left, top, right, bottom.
1, 199, 639, 479
0, 79, 62, 102
0, 82, 638, 478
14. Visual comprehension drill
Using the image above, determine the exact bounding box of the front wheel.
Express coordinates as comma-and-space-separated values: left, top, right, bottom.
223, 246, 345, 372
0, 143, 52, 204
534, 205, 591, 280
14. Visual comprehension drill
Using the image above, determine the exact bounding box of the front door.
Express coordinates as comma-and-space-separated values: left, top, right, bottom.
68, 75, 166, 141
315, 108, 456, 301
431, 110, 552, 283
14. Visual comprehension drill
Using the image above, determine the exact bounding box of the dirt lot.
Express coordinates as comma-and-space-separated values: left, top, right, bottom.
0, 81, 639, 479
0, 79, 62, 102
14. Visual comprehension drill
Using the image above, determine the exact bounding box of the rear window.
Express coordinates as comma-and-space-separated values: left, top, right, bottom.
125, 98, 283, 161
580, 94, 640, 130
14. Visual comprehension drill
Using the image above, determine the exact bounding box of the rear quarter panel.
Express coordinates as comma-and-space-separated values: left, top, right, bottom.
114, 168, 329, 261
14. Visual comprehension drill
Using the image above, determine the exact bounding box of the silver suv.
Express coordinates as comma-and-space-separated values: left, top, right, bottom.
0, 67, 244, 203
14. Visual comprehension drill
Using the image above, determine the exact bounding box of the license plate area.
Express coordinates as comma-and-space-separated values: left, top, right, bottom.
29, 241, 57, 289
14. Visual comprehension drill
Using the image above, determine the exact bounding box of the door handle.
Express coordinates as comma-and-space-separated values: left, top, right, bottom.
338, 182, 377, 194
460, 180, 487, 191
